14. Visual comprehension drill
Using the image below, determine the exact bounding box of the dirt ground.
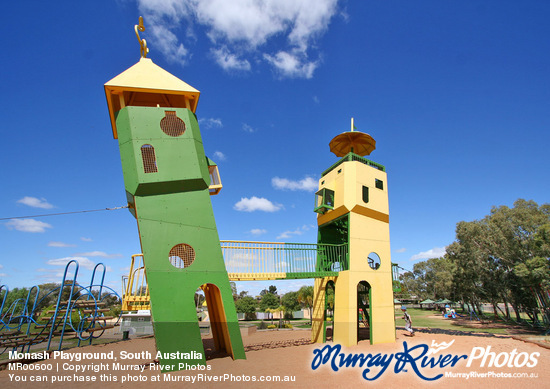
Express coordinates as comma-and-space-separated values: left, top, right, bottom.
1, 328, 549, 388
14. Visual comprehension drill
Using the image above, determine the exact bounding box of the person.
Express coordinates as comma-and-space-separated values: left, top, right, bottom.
401, 306, 414, 336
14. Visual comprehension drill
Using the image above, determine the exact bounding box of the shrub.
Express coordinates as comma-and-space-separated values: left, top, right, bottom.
109, 305, 122, 318
267, 325, 277, 329
284, 323, 293, 329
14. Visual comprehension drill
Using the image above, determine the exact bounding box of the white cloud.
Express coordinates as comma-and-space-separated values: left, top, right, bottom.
48, 241, 76, 248
410, 247, 446, 261
35, 268, 68, 283
213, 151, 226, 161
47, 257, 96, 270
277, 230, 298, 240
17, 196, 53, 209
211, 47, 251, 71
149, 24, 189, 63
272, 176, 318, 192
277, 280, 314, 295
249, 228, 267, 235
0, 273, 7, 278
234, 197, 282, 212
80, 237, 93, 242
395, 248, 406, 253
137, 0, 340, 78
0, 264, 3, 269
242, 123, 255, 133
277, 225, 313, 240
264, 50, 318, 79
6, 219, 52, 233
313, 95, 320, 104
73, 251, 123, 259
199, 117, 223, 129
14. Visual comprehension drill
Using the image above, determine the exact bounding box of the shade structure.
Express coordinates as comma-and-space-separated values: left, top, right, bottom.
329, 131, 376, 157
104, 57, 200, 139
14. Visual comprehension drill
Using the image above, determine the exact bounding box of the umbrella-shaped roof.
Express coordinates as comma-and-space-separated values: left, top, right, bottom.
420, 298, 435, 304
329, 131, 376, 157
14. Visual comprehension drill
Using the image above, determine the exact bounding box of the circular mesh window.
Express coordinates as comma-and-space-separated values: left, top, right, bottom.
160, 111, 186, 137
169, 244, 195, 268
367, 252, 381, 270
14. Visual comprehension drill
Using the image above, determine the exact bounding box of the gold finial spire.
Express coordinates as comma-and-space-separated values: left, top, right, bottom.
351, 117, 355, 132
135, 16, 149, 58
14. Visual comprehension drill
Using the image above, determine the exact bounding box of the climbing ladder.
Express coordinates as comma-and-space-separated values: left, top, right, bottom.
0, 261, 121, 354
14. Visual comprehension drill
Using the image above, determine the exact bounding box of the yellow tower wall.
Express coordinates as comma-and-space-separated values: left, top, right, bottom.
312, 277, 336, 343
315, 158, 396, 346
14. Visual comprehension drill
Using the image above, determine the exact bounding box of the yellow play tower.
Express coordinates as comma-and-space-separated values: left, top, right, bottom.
312, 119, 396, 346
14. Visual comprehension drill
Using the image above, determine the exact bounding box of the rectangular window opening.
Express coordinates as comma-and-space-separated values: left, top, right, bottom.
314, 188, 335, 214
141, 144, 158, 173
362, 186, 369, 203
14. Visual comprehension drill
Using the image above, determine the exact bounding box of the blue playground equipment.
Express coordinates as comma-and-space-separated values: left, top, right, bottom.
0, 260, 121, 354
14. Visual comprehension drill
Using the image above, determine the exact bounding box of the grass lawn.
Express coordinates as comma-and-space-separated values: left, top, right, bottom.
396, 308, 509, 334
2, 310, 537, 360
244, 309, 524, 334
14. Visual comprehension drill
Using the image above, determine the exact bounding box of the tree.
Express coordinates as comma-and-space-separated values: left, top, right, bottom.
447, 199, 550, 323
325, 286, 335, 316
34, 283, 59, 312
281, 291, 300, 319
259, 293, 280, 324
447, 220, 506, 316
194, 290, 205, 309
235, 296, 257, 320
486, 200, 550, 322
259, 293, 279, 312
265, 306, 284, 325
60, 280, 82, 303
230, 282, 238, 301
260, 285, 278, 297
297, 286, 314, 324
413, 257, 455, 300
0, 287, 30, 319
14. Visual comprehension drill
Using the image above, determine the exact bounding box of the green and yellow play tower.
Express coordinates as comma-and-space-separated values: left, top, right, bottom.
312, 119, 396, 346
104, 20, 245, 369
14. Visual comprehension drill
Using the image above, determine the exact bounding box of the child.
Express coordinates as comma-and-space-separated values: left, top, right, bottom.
401, 306, 414, 336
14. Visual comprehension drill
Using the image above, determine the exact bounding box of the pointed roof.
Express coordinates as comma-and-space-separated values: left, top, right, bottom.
104, 57, 200, 138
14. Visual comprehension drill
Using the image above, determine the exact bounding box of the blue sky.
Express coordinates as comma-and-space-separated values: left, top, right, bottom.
1, 1, 549, 297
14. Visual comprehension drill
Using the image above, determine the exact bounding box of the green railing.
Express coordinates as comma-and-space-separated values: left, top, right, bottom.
392, 263, 401, 292
221, 241, 348, 279
322, 152, 385, 177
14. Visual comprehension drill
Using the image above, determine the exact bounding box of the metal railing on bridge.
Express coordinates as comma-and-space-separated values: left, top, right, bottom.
122, 241, 349, 310
221, 241, 348, 280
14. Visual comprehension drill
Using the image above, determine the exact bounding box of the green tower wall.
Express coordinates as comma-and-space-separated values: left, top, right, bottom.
115, 106, 245, 370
